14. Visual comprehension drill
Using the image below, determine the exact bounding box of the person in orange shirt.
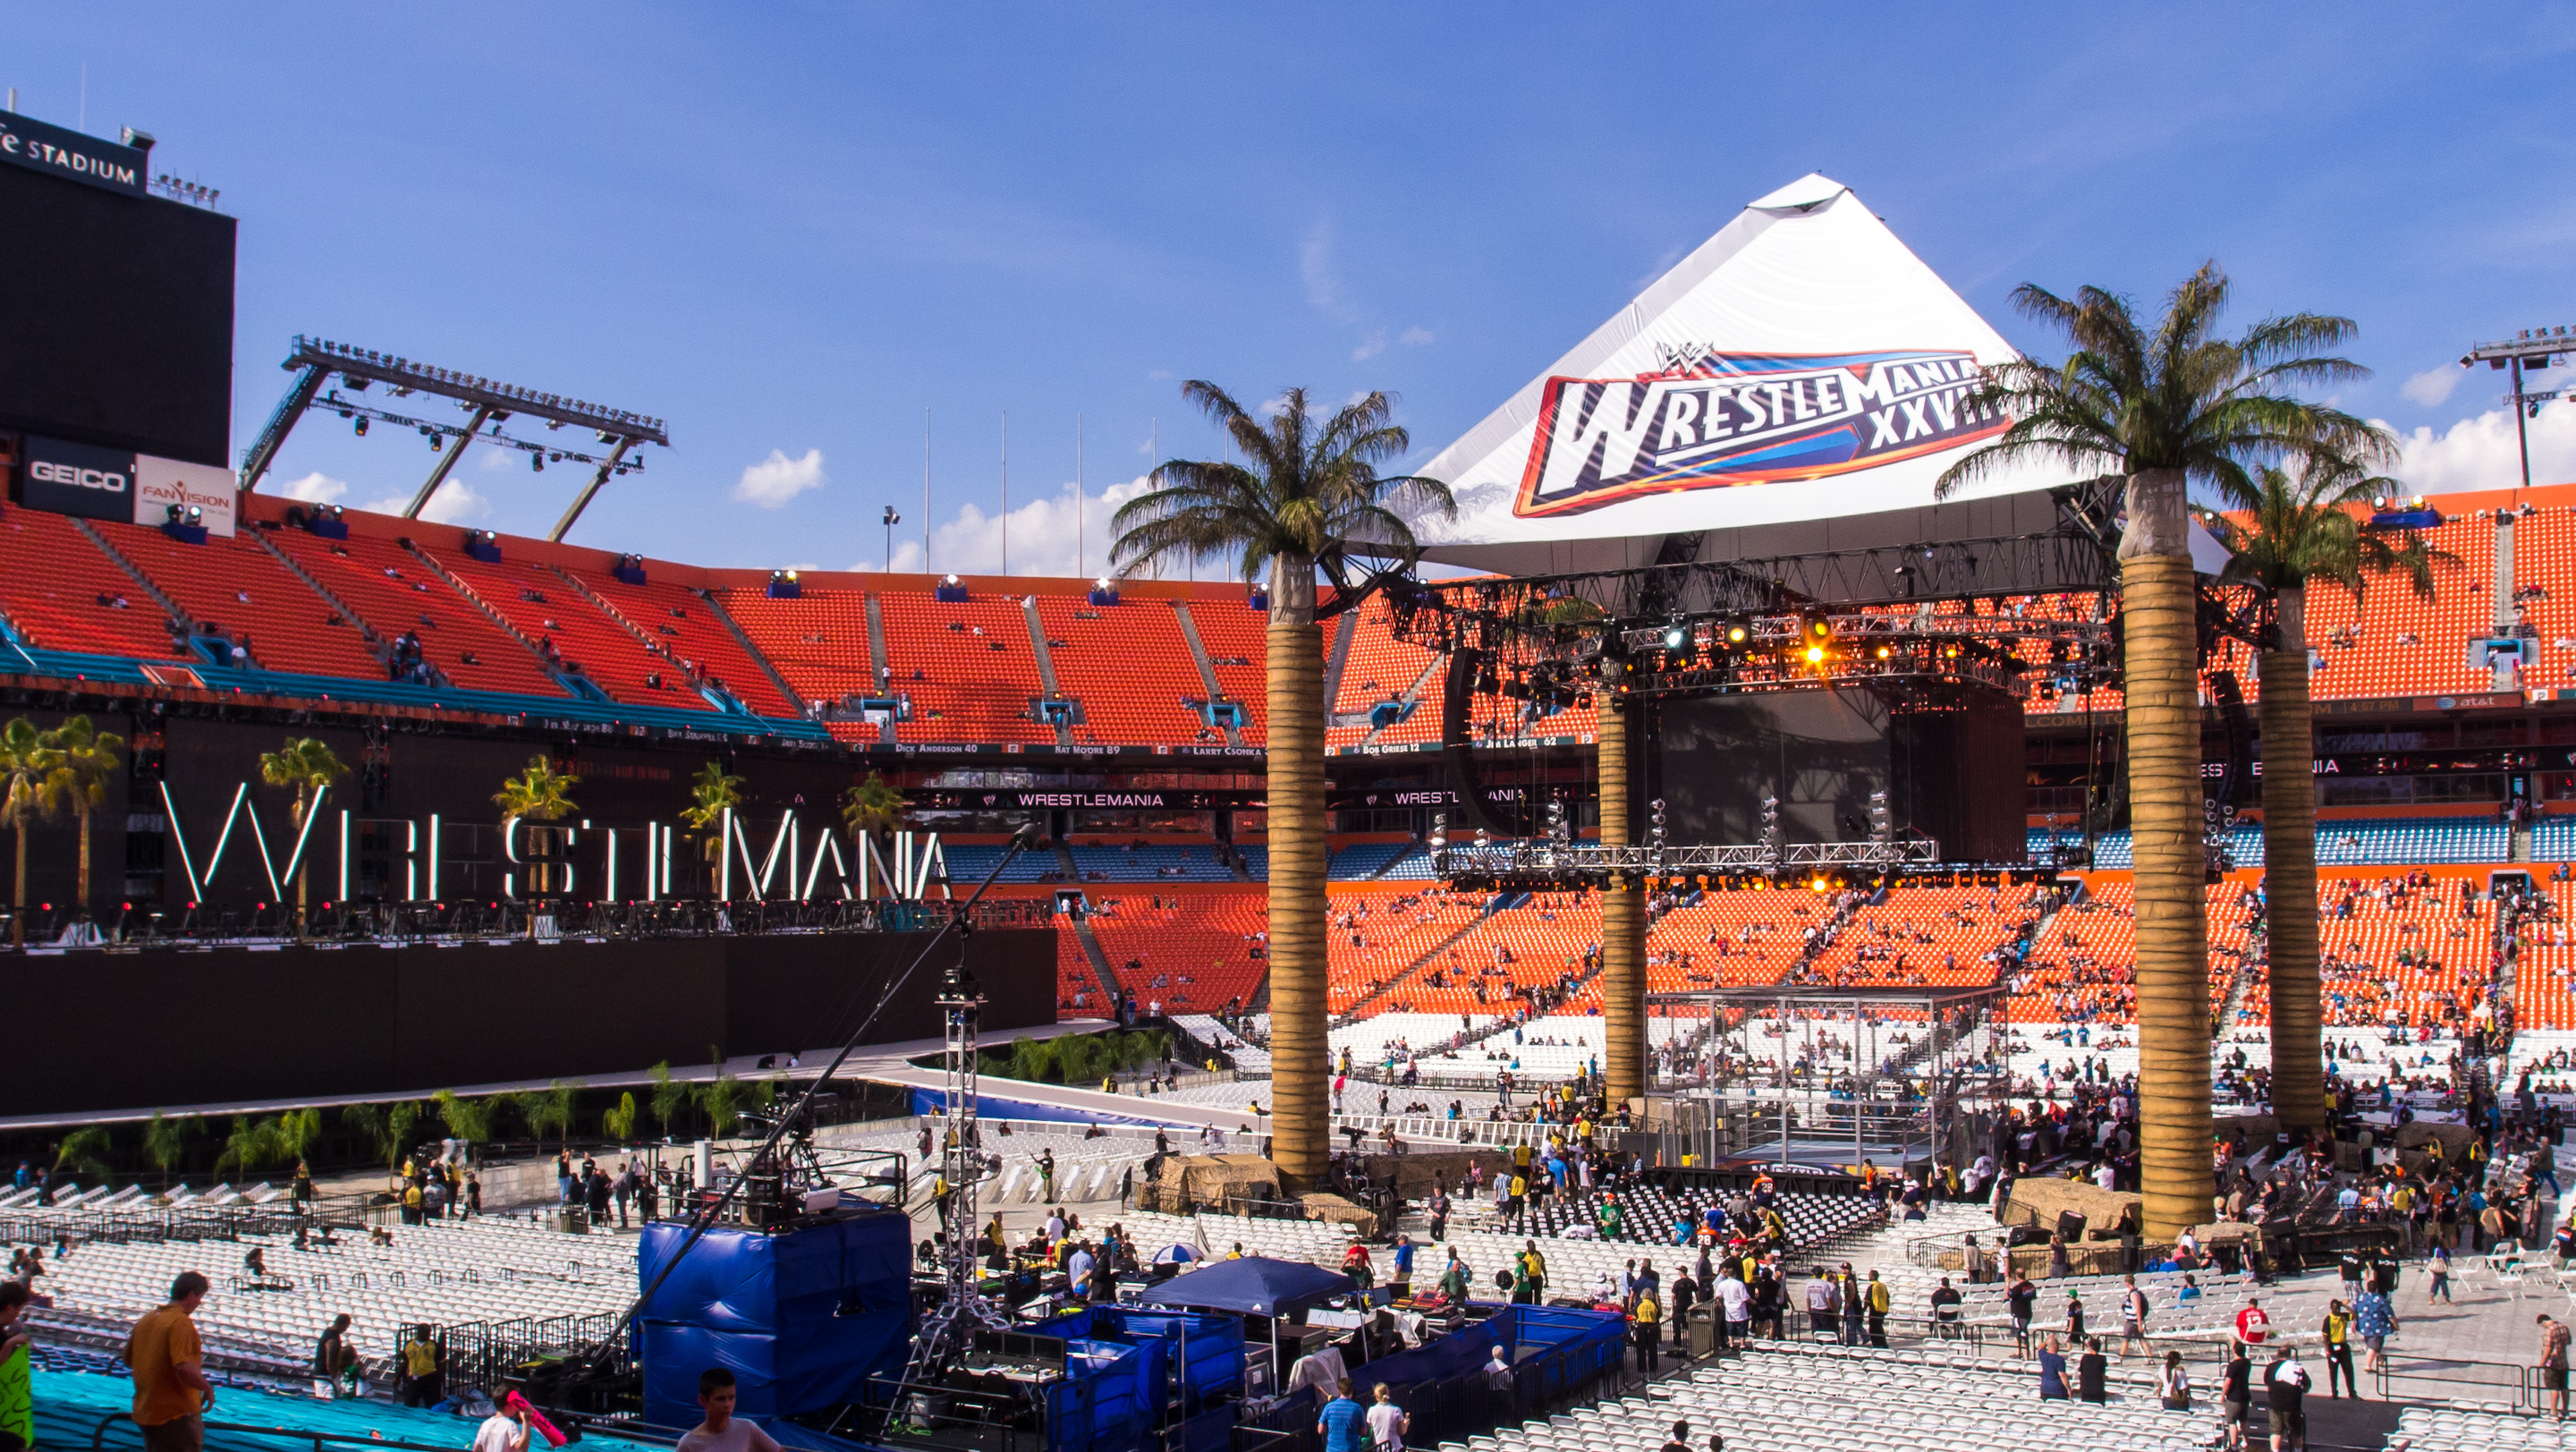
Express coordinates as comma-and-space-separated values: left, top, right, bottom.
125, 1271, 215, 1452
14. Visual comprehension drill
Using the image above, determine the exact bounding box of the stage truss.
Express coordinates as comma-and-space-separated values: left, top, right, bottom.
1648, 981, 2012, 1174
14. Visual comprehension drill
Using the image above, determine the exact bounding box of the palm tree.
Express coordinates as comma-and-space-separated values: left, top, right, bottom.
843, 771, 905, 849
54, 1127, 111, 1183
275, 1108, 324, 1168
2202, 458, 2445, 1133
258, 737, 349, 937
1112, 382, 1453, 1186
681, 761, 745, 892
647, 1060, 691, 1137
604, 1091, 640, 1142
142, 1113, 196, 1193
496, 756, 581, 917
1937, 261, 2387, 1237
1, 718, 64, 949
433, 1089, 512, 1150
212, 1116, 284, 1180
525, 1080, 581, 1154
47, 717, 123, 929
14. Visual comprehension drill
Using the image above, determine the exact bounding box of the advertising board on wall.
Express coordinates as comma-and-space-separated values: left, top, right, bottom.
0, 109, 148, 198
18, 433, 236, 535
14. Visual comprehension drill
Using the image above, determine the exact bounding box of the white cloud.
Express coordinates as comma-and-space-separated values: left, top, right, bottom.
733, 447, 827, 509
274, 471, 349, 505
360, 480, 490, 523
1399, 326, 1434, 347
1352, 329, 1388, 361
860, 474, 1225, 580
2401, 367, 2464, 406
2386, 400, 2576, 495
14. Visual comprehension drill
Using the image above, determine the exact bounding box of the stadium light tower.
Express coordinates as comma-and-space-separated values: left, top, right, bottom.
2462, 326, 2574, 503
882, 505, 902, 573
237, 335, 669, 540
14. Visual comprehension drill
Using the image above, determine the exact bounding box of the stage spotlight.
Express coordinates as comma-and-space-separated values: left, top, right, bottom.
1804, 645, 1825, 664
531, 453, 545, 472
1806, 617, 1832, 641
1724, 621, 1749, 647
354, 416, 369, 436
1662, 620, 1689, 651
1873, 645, 1891, 660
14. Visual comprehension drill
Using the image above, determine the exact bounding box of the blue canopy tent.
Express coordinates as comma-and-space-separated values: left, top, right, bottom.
1132, 1255, 1354, 1318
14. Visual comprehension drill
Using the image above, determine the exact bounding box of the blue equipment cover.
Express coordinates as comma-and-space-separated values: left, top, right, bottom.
635, 1210, 914, 1429
1028, 1305, 1246, 1410
1052, 1337, 1161, 1452
1132, 1255, 1354, 1316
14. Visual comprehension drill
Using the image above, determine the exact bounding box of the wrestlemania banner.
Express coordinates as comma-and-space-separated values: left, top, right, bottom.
1513, 348, 2007, 519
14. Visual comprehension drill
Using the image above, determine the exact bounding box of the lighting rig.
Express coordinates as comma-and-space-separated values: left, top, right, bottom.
2462, 326, 2575, 497
1387, 583, 2122, 717
235, 335, 671, 541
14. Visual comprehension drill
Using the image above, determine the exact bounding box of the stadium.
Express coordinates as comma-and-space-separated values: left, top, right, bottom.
0, 95, 2566, 1452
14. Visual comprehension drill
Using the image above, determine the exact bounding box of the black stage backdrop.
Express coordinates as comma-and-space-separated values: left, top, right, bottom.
1651, 684, 2024, 863
4, 929, 1053, 1117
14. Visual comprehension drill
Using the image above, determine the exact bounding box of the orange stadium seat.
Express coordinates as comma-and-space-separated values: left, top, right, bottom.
262, 530, 567, 697
0, 510, 192, 661
89, 522, 385, 679
416, 545, 713, 710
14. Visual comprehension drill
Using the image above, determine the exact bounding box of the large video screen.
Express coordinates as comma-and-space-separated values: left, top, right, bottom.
1652, 685, 2025, 863
0, 163, 235, 466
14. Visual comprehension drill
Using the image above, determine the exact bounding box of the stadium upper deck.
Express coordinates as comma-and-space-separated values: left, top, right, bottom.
6, 482, 2570, 753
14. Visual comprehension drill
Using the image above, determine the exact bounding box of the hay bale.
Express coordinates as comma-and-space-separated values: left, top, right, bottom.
2004, 1176, 2140, 1236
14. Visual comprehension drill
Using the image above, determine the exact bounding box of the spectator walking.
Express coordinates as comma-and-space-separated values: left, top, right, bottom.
2356, 1285, 2396, 1373
1365, 1384, 1408, 1452
127, 1271, 215, 1452
2265, 1346, 2309, 1451
2543, 1312, 2572, 1422
2157, 1350, 2191, 1411
1317, 1380, 1368, 1452
2220, 1343, 2253, 1452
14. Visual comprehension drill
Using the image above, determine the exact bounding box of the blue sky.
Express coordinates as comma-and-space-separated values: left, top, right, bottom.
8, 4, 2575, 575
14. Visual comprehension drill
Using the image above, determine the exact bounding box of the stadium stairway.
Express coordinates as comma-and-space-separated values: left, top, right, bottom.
1067, 905, 1124, 1005
1170, 601, 1249, 749
1019, 596, 1078, 749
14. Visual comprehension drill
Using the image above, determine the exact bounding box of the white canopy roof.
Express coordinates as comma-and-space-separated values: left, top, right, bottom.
1410, 174, 2075, 576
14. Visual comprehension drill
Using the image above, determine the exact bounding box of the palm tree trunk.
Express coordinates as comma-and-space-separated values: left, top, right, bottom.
2121, 468, 2216, 1239
76, 807, 92, 922
11, 826, 24, 949
292, 801, 309, 939
2259, 585, 2323, 1133
1265, 553, 1328, 1188
1598, 700, 1646, 1105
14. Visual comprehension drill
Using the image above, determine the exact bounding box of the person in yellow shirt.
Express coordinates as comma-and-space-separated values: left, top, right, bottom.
399, 1324, 443, 1406
1629, 1288, 1662, 1373
126, 1271, 213, 1451
2322, 1299, 2357, 1397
